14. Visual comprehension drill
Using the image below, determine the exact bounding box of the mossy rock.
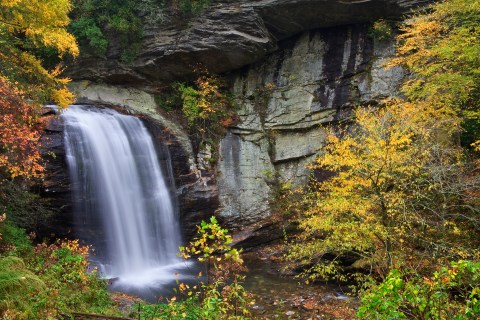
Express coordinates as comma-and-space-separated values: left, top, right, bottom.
0, 256, 46, 316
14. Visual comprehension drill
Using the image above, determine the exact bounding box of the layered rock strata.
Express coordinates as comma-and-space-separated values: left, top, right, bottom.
67, 0, 427, 88
217, 24, 404, 227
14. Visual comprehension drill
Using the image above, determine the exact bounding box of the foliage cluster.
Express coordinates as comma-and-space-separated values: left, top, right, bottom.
251, 82, 276, 126
133, 216, 252, 320
388, 0, 480, 149
286, 0, 480, 317
368, 19, 394, 41
177, 74, 236, 127
0, 0, 78, 179
0, 0, 78, 107
157, 72, 237, 139
0, 78, 43, 180
0, 180, 55, 231
134, 297, 202, 320
69, 0, 163, 62
0, 219, 31, 255
0, 224, 118, 319
179, 216, 251, 319
358, 260, 480, 319
174, 73, 237, 148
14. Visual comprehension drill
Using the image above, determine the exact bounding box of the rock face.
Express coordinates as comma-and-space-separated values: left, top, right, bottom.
67, 0, 429, 87
216, 24, 404, 227
38, 109, 73, 238
46, 0, 430, 242
40, 90, 219, 241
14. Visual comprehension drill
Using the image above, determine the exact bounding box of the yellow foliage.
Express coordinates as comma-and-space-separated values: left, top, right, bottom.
0, 0, 78, 107
288, 99, 479, 281
387, 0, 480, 147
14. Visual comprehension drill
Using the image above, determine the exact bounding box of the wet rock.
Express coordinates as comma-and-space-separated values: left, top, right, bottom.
39, 105, 220, 242
177, 173, 220, 240
37, 112, 73, 239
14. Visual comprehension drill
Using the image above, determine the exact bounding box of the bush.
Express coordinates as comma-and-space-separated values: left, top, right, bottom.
0, 180, 55, 232
358, 260, 480, 319
134, 217, 252, 320
176, 73, 237, 144
368, 19, 393, 41
0, 237, 119, 319
0, 221, 31, 255
0, 256, 47, 319
26, 240, 117, 317
179, 216, 252, 319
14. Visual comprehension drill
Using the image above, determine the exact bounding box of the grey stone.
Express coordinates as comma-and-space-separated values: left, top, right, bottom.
217, 132, 274, 226
67, 0, 430, 87
217, 24, 404, 227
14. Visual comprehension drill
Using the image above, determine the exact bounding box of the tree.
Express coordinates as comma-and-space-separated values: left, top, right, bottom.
287, 0, 480, 284
0, 0, 78, 107
287, 100, 479, 281
388, 0, 480, 149
0, 0, 78, 178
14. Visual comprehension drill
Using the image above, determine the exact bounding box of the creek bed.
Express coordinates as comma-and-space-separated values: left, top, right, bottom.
243, 253, 358, 319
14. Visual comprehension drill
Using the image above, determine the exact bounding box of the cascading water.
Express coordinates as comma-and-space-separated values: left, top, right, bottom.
63, 105, 188, 295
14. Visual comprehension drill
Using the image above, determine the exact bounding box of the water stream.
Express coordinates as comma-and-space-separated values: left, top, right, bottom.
63, 105, 190, 297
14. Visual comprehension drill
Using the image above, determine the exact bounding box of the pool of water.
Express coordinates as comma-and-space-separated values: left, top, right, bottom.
106, 252, 356, 318
244, 255, 355, 319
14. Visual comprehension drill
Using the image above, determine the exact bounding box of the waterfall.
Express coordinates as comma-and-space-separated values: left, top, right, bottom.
63, 105, 183, 288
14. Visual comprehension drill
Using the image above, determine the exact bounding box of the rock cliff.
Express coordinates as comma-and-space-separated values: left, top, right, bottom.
67, 0, 428, 88
217, 24, 404, 227
44, 0, 430, 241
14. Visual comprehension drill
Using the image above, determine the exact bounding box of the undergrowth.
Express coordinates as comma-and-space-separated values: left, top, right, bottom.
0, 218, 119, 319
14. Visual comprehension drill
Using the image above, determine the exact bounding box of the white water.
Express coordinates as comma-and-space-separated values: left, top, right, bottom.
63, 105, 185, 288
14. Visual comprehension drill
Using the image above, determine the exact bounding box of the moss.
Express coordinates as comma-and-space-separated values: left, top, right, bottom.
0, 221, 31, 255
0, 256, 46, 318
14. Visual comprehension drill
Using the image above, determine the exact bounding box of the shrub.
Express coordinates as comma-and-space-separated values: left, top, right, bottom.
179, 216, 252, 319
134, 217, 252, 319
26, 240, 116, 317
0, 238, 118, 319
0, 220, 31, 255
368, 19, 393, 41
357, 260, 480, 319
